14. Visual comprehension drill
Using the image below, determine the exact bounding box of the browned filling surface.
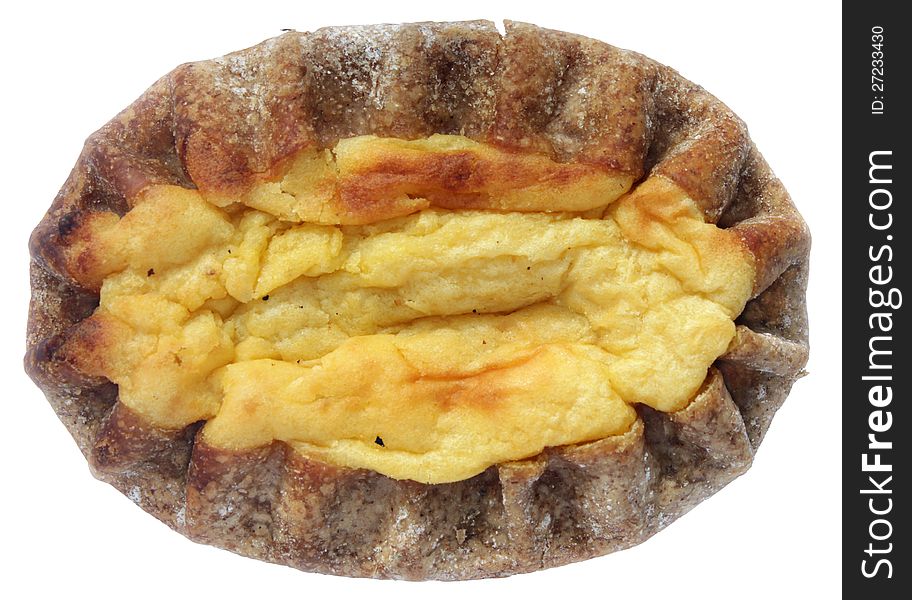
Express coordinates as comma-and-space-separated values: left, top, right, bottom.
61, 134, 755, 483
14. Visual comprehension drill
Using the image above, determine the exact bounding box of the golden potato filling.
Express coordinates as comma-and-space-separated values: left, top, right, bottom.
64, 135, 754, 484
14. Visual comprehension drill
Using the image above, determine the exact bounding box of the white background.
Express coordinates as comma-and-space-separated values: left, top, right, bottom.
1, 1, 840, 598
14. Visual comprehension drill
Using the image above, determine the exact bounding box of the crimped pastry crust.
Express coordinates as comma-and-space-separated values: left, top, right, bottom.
25, 20, 810, 579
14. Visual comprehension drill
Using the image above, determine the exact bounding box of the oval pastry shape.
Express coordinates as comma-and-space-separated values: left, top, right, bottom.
26, 20, 809, 580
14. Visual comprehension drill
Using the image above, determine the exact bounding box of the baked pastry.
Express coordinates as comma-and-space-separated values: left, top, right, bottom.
25, 20, 810, 579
